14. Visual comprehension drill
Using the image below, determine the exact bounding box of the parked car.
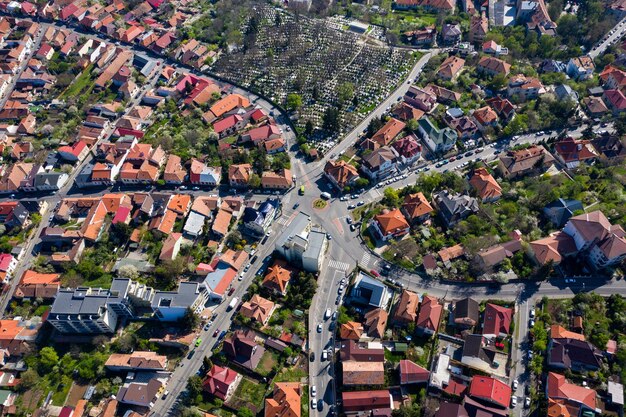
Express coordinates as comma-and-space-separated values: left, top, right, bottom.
311, 386, 317, 397
511, 396, 517, 407
524, 397, 531, 408
512, 380, 518, 390
317, 323, 323, 333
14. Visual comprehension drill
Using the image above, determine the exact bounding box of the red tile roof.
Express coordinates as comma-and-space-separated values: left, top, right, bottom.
482, 303, 513, 336
416, 295, 442, 333
399, 359, 429, 384
547, 372, 596, 410
469, 376, 512, 408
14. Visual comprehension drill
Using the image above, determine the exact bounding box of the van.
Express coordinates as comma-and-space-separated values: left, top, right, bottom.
320, 192, 331, 200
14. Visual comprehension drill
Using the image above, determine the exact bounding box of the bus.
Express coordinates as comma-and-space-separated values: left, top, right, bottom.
299, 185, 305, 195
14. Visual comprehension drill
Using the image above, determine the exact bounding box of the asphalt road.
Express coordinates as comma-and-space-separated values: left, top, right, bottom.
588, 16, 626, 59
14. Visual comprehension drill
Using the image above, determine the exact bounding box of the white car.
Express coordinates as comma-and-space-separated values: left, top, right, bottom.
511, 396, 518, 407
529, 319, 535, 328
512, 380, 518, 390
529, 308, 536, 319
524, 397, 531, 408
317, 323, 323, 333
311, 386, 317, 397
321, 351, 328, 361
324, 308, 332, 320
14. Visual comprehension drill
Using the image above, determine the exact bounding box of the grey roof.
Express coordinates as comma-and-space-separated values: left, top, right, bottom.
151, 282, 203, 309
51, 287, 124, 315
608, 381, 624, 406
275, 212, 312, 251
350, 272, 391, 308
304, 228, 326, 261
362, 146, 398, 170
462, 334, 495, 364
183, 211, 206, 235
34, 171, 67, 187
543, 198, 583, 227
554, 84, 578, 102
434, 190, 479, 225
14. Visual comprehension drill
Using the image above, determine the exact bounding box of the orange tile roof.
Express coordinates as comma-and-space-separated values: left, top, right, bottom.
438, 244, 465, 262
394, 290, 419, 323
220, 249, 248, 271
265, 382, 301, 417
81, 200, 108, 241
340, 321, 364, 340
20, 270, 60, 285
167, 194, 191, 216
372, 117, 406, 146
228, 164, 252, 183
550, 325, 585, 341
212, 208, 232, 236
324, 160, 359, 188
547, 372, 596, 410
374, 209, 409, 236
402, 192, 433, 220
417, 295, 442, 333
262, 260, 292, 293
209, 94, 251, 119
155, 209, 178, 235
262, 169, 292, 188
469, 167, 502, 201
240, 294, 275, 324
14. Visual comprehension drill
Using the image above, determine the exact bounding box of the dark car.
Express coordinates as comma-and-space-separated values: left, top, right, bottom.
310, 352, 315, 362
228, 287, 235, 296
213, 330, 219, 337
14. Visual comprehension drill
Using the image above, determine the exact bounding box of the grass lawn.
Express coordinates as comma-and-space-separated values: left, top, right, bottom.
384, 349, 405, 363
255, 350, 279, 377
274, 365, 307, 383
228, 377, 268, 414
59, 65, 94, 99
301, 385, 309, 417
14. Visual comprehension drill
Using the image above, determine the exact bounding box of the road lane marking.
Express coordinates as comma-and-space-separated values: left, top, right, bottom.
332, 218, 344, 235
328, 260, 349, 271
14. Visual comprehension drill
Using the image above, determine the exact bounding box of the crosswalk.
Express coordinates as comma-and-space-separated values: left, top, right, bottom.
360, 252, 371, 267
276, 216, 289, 225
328, 260, 350, 271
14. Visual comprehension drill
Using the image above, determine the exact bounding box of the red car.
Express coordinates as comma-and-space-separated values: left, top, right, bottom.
495, 341, 505, 349
213, 330, 219, 337
228, 287, 235, 296
370, 270, 380, 277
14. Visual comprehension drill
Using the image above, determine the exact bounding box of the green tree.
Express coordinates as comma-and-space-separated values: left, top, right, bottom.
238, 408, 254, 417
286, 93, 303, 111
180, 308, 200, 332
304, 120, 314, 136
249, 173, 262, 188
337, 82, 355, 105
17, 369, 38, 391
382, 187, 400, 207
187, 375, 203, 400
39, 347, 59, 373
322, 107, 340, 132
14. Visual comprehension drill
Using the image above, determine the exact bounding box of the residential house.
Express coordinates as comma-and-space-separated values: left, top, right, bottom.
213, 114, 245, 138
0, 254, 17, 282
476, 239, 523, 271
401, 192, 433, 223
563, 210, 626, 268
392, 134, 422, 165
364, 308, 388, 339
418, 117, 458, 153
14, 270, 60, 300
547, 373, 597, 414
497, 145, 555, 178
476, 56, 511, 77
432, 190, 479, 227
324, 160, 359, 190
592, 134, 626, 160
240, 294, 276, 325
371, 117, 406, 147
393, 102, 425, 123
469, 167, 501, 202
223, 330, 265, 370
340, 340, 385, 362
242, 199, 278, 238
553, 137, 599, 168
202, 365, 242, 401
461, 334, 500, 372
471, 106, 499, 132
341, 390, 391, 413
349, 272, 393, 309
343, 360, 385, 386
403, 26, 436, 47
425, 84, 461, 104
544, 198, 583, 227
360, 146, 399, 181
507, 75, 545, 101
482, 40, 508, 56
105, 351, 168, 372
261, 169, 292, 190
482, 303, 513, 338
58, 140, 89, 162
152, 282, 209, 321
566, 56, 595, 81
485, 96, 516, 121
554, 84, 579, 103
452, 297, 479, 328
416, 295, 442, 335
469, 13, 489, 43
441, 23, 462, 45
119, 144, 165, 184
399, 359, 429, 385
437, 56, 465, 81
371, 208, 410, 242
404, 86, 437, 112
446, 116, 478, 140
469, 376, 512, 408
265, 383, 301, 417
340, 321, 364, 340
530, 231, 578, 265
602, 89, 626, 113
204, 94, 250, 122
393, 290, 419, 323
159, 232, 183, 261
163, 155, 186, 184
190, 159, 221, 186
228, 164, 252, 188
262, 260, 292, 296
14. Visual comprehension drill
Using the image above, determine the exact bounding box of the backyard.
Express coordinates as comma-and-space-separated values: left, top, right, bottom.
226, 377, 269, 414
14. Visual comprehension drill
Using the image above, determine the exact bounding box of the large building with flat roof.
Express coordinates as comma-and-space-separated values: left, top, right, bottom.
274, 212, 327, 272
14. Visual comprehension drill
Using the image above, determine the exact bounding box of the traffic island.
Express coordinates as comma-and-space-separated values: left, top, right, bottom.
313, 199, 328, 210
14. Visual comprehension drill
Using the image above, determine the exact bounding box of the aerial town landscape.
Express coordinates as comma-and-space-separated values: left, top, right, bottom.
0, 0, 624, 417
